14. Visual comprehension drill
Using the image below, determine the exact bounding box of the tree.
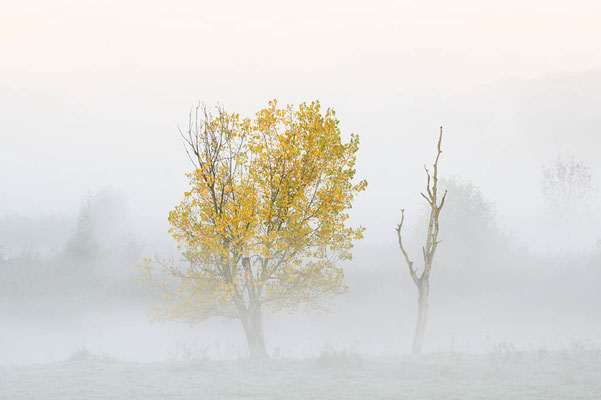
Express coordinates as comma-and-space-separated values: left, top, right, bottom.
142, 100, 366, 358
541, 154, 598, 221
396, 127, 447, 355
62, 195, 100, 263
431, 176, 502, 269
62, 189, 127, 263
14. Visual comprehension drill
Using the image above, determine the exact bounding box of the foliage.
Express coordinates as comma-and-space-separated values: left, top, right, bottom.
142, 100, 366, 325
438, 177, 497, 238
432, 176, 505, 268
315, 342, 364, 369
0, 190, 148, 316
62, 189, 128, 263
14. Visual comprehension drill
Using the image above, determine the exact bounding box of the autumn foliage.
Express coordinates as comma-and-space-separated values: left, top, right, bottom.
142, 100, 366, 357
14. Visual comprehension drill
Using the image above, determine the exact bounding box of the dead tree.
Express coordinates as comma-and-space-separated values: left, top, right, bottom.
396, 127, 447, 355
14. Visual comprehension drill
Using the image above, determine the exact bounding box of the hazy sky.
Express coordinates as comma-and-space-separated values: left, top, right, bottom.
2, 0, 601, 249
1, 1, 601, 91
2, 0, 601, 88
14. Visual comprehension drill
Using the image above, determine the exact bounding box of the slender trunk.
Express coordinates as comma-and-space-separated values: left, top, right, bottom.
411, 281, 429, 355
398, 127, 445, 356
241, 301, 267, 358
239, 256, 268, 358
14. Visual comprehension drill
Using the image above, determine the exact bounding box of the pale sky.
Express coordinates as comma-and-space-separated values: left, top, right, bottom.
2, 0, 601, 250
2, 0, 601, 91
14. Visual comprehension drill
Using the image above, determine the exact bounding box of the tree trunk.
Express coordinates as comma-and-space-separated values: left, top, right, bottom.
240, 301, 268, 359
239, 256, 267, 359
397, 127, 446, 356
411, 282, 429, 355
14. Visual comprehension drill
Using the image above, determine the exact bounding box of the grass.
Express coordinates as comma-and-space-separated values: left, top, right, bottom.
2, 350, 601, 399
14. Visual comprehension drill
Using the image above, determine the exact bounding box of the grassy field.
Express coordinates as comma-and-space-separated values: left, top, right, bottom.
2, 349, 601, 399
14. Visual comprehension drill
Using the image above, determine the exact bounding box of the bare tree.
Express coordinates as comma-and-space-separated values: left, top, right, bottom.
396, 127, 447, 355
541, 154, 598, 221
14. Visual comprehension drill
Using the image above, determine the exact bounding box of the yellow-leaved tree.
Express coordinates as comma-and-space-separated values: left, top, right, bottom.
142, 100, 366, 358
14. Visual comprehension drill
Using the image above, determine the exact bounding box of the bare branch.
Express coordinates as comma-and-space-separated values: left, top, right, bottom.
396, 126, 446, 355
396, 209, 420, 286
420, 192, 433, 205
433, 126, 443, 183
439, 189, 448, 210
424, 165, 433, 199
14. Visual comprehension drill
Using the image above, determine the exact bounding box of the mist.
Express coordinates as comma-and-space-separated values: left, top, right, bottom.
2, 1, 601, 398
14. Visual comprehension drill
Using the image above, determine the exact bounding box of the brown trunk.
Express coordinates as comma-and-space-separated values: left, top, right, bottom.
240, 257, 267, 358
241, 302, 267, 358
411, 282, 429, 355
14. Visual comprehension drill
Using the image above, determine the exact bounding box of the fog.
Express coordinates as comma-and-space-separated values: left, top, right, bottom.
1, 1, 601, 398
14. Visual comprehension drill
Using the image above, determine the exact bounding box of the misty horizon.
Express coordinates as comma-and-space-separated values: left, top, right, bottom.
2, 1, 601, 399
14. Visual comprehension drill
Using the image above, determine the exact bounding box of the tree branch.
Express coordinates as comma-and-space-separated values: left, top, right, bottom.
396, 209, 420, 286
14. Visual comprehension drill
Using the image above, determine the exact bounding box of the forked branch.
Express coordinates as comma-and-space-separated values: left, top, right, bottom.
396, 209, 420, 286
397, 126, 446, 287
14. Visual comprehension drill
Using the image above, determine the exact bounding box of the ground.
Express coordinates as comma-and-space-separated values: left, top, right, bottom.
2, 351, 601, 399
